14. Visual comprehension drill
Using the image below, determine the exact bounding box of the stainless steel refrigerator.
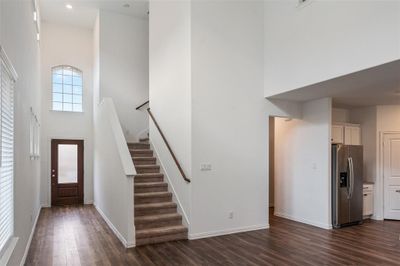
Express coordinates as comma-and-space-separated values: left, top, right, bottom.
332, 144, 363, 228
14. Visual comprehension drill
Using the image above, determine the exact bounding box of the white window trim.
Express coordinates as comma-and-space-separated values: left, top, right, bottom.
0, 45, 18, 264
0, 237, 18, 265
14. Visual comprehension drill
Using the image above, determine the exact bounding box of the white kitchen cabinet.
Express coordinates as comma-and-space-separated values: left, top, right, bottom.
344, 125, 361, 145
332, 123, 361, 145
363, 184, 374, 217
331, 125, 344, 144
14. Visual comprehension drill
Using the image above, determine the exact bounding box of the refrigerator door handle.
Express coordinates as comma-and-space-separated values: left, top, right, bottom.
348, 157, 354, 199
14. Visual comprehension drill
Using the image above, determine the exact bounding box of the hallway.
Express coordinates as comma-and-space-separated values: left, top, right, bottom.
25, 206, 400, 265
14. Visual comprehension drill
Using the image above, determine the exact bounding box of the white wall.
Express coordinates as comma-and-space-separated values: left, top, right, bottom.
190, 0, 269, 237
93, 98, 135, 247
274, 98, 332, 229
377, 106, 400, 133
40, 22, 94, 206
264, 0, 400, 97
93, 14, 100, 113
149, 1, 192, 222
0, 1, 42, 265
149, 0, 307, 238
99, 10, 149, 142
332, 108, 350, 123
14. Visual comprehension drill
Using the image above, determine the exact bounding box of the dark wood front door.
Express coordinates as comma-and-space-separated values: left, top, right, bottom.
51, 139, 84, 206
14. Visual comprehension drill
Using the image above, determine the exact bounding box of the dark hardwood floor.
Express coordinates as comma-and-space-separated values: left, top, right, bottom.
26, 206, 400, 265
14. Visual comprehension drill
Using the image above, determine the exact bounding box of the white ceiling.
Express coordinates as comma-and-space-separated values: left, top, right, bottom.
268, 60, 400, 108
39, 0, 149, 29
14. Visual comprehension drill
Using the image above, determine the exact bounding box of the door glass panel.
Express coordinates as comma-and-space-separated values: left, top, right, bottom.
58, 144, 78, 184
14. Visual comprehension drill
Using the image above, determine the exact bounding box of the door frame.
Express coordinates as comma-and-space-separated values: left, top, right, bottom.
51, 139, 84, 206
379, 131, 400, 220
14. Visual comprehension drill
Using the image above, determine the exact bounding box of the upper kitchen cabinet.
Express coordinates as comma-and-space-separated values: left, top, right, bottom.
344, 125, 361, 145
332, 125, 344, 144
332, 123, 361, 145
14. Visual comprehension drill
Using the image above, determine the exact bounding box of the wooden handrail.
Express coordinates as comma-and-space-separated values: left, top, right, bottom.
147, 108, 191, 183
135, 100, 149, 110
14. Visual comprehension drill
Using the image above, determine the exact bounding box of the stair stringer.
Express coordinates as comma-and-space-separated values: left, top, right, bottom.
149, 141, 190, 230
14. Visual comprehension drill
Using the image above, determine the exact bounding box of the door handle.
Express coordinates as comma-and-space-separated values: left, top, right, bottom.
347, 157, 354, 199
396, 190, 400, 193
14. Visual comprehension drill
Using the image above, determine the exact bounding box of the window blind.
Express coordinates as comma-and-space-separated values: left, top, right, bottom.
0, 48, 16, 256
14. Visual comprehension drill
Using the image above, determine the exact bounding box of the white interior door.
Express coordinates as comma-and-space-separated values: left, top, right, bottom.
383, 133, 400, 220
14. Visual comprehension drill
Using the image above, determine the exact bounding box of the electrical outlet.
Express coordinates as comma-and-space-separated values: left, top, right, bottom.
200, 163, 212, 171
229, 211, 234, 219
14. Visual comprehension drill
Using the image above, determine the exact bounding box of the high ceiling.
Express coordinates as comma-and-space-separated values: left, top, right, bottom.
269, 60, 400, 108
39, 0, 149, 29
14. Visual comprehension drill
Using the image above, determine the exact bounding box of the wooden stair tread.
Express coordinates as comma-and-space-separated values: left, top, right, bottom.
132, 157, 156, 160
136, 225, 188, 239
135, 192, 172, 198
135, 202, 177, 210
130, 149, 153, 157
135, 173, 163, 177
135, 182, 167, 188
135, 165, 161, 174
135, 213, 181, 224
128, 142, 149, 145
135, 173, 164, 184
132, 157, 157, 166
136, 165, 160, 169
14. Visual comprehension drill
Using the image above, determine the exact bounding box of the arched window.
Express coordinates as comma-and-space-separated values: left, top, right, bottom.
52, 65, 83, 112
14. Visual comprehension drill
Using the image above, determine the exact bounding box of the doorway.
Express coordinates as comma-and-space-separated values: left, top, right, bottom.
51, 139, 84, 206
383, 132, 400, 220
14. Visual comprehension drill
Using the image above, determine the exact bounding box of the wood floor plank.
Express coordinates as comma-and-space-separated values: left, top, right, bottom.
25, 206, 400, 265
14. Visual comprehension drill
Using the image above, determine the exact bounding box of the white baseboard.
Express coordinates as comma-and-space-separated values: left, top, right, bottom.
94, 204, 135, 248
274, 211, 332, 229
371, 214, 383, 221
20, 206, 42, 266
41, 201, 94, 207
189, 224, 269, 240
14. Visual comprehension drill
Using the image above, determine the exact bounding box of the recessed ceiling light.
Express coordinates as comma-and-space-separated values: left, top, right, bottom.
123, 3, 130, 8
66, 4, 73, 9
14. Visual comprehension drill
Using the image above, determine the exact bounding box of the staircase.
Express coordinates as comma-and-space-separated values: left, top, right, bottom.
129, 139, 188, 246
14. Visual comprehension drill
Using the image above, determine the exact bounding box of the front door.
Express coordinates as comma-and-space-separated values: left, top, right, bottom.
51, 139, 84, 206
383, 133, 400, 220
